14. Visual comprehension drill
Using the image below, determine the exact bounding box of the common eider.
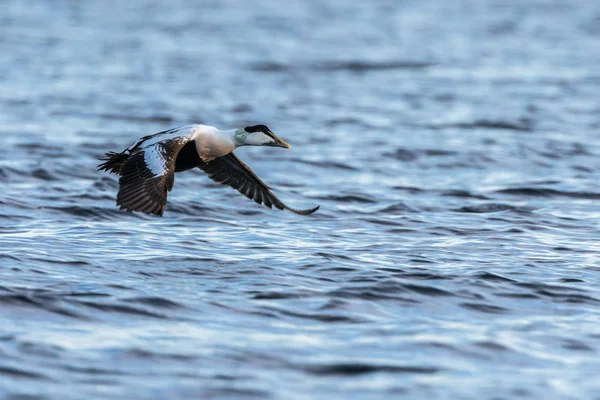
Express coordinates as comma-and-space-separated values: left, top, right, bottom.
98, 124, 319, 216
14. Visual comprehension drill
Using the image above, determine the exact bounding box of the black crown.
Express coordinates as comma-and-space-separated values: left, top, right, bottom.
245, 125, 270, 134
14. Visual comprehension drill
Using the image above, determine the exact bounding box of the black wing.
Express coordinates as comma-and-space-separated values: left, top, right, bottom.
116, 139, 187, 216
198, 153, 319, 215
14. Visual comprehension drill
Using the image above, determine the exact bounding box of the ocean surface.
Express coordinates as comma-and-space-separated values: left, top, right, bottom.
1, 0, 600, 399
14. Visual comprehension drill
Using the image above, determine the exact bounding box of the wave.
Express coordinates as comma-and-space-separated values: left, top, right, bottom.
495, 188, 600, 199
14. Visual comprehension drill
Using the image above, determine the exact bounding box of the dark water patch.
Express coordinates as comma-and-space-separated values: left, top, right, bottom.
167, 268, 211, 276
125, 348, 198, 362
263, 306, 366, 323
0, 254, 23, 262
137, 270, 168, 278
30, 269, 49, 275
441, 190, 490, 200
71, 300, 170, 319
430, 226, 473, 236
473, 272, 518, 283
317, 194, 377, 204
390, 148, 457, 162
31, 168, 58, 181
291, 158, 357, 171
312, 60, 436, 72
361, 217, 404, 227
460, 302, 509, 314
17, 143, 63, 152
455, 289, 486, 301
27, 258, 91, 267
92, 176, 120, 190
248, 61, 289, 72
98, 113, 174, 123
230, 103, 253, 113
424, 149, 458, 156
453, 204, 525, 213
165, 202, 222, 217
430, 118, 533, 132
562, 339, 594, 352
325, 116, 365, 127
63, 365, 126, 376
79, 140, 124, 150
6, 393, 48, 400
535, 290, 600, 305
201, 388, 270, 399
495, 188, 600, 199
559, 278, 585, 283
0, 294, 86, 319
329, 287, 419, 303
151, 256, 222, 264
386, 227, 419, 234
407, 258, 435, 265
401, 272, 450, 280
303, 363, 441, 376
473, 341, 511, 352
18, 341, 64, 359
314, 60, 436, 72
44, 205, 124, 219
572, 165, 595, 173
314, 267, 356, 275
74, 193, 115, 201
251, 291, 313, 300
0, 285, 17, 294
105, 284, 134, 291
58, 291, 110, 298
313, 252, 354, 261
553, 246, 573, 252
0, 199, 37, 211
375, 202, 418, 213
392, 186, 424, 194
0, 166, 14, 181
513, 282, 584, 292
122, 296, 186, 309
250, 60, 435, 73
403, 283, 455, 297
495, 292, 541, 300
234, 209, 266, 216
0, 365, 51, 380
505, 227, 526, 233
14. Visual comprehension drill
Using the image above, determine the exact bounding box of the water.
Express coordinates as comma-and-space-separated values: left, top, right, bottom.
1, 0, 600, 398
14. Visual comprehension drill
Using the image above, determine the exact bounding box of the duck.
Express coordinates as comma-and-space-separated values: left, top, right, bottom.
98, 124, 319, 216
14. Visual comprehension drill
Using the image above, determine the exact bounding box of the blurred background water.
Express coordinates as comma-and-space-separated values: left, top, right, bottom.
1, 0, 600, 399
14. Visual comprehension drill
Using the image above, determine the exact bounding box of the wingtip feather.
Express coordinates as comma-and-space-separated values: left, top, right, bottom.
286, 204, 320, 215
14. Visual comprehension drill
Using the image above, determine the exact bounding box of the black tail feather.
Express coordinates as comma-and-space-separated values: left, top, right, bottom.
97, 152, 129, 175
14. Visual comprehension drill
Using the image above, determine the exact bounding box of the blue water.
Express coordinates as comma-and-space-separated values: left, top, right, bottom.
1, 0, 600, 398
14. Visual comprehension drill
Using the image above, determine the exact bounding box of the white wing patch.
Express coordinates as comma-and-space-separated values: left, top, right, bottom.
144, 145, 168, 176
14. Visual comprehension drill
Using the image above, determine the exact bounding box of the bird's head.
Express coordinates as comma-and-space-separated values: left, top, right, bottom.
235, 125, 291, 149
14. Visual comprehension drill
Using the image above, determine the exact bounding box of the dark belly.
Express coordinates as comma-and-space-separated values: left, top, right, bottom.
174, 141, 201, 172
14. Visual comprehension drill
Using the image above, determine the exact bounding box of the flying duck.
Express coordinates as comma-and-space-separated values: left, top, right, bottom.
98, 124, 319, 216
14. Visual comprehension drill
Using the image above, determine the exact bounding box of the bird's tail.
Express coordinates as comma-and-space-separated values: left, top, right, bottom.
97, 151, 128, 174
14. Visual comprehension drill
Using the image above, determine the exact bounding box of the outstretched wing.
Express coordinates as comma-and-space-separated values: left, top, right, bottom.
117, 137, 190, 216
98, 125, 197, 175
198, 153, 319, 215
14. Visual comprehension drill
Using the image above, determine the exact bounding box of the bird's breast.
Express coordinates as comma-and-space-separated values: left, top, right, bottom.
194, 134, 235, 162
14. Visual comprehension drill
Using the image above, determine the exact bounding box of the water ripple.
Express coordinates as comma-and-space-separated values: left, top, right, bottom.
1, 1, 600, 399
